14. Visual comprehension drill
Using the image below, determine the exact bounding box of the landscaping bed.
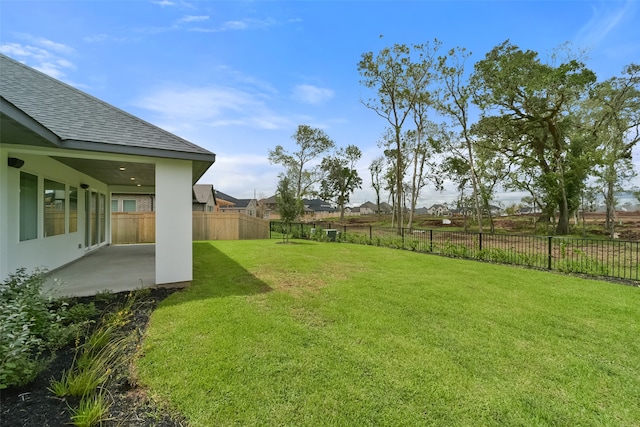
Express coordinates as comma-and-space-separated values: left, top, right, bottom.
1, 287, 186, 427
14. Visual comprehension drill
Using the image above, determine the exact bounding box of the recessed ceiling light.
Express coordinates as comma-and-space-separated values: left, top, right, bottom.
119, 167, 126, 171
137, 184, 141, 187
130, 177, 135, 181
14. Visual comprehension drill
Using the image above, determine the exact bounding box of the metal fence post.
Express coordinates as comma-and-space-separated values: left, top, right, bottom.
548, 236, 553, 270
369, 225, 372, 241
479, 232, 483, 251
429, 229, 433, 252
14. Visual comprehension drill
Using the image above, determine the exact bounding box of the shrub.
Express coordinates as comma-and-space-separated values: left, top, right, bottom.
0, 268, 66, 389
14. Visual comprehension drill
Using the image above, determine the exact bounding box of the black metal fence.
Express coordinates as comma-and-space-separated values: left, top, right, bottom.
269, 221, 640, 282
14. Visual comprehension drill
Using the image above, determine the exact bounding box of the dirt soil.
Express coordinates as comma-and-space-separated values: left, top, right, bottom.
0, 287, 187, 427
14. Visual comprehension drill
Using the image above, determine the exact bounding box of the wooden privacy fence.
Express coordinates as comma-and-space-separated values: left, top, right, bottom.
111, 212, 156, 244
192, 212, 269, 240
111, 212, 269, 244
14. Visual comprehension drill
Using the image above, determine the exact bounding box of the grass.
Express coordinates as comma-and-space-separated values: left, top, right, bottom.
137, 240, 640, 426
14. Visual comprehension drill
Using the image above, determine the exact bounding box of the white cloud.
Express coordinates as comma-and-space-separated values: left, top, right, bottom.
179, 15, 209, 24
133, 84, 294, 131
0, 42, 75, 79
292, 84, 335, 105
36, 37, 75, 54
152, 0, 176, 6
190, 18, 277, 33
574, 0, 637, 48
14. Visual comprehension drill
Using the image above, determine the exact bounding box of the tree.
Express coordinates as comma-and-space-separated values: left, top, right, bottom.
436, 47, 486, 232
585, 64, 640, 238
369, 156, 385, 219
268, 124, 335, 201
405, 116, 444, 229
319, 145, 363, 222
472, 41, 597, 235
275, 176, 303, 243
358, 40, 441, 229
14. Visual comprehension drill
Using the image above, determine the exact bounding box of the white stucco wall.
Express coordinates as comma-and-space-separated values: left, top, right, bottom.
155, 158, 192, 284
0, 149, 109, 281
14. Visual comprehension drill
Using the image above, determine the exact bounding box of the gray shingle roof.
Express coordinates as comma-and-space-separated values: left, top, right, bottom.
0, 54, 215, 161
193, 184, 214, 204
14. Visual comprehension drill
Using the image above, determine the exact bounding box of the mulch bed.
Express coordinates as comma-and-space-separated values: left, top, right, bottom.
1, 287, 187, 427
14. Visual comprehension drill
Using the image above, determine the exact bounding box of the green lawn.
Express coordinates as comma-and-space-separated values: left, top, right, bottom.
137, 240, 640, 426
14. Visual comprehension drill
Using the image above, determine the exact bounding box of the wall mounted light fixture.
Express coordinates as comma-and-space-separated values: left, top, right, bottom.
8, 157, 24, 168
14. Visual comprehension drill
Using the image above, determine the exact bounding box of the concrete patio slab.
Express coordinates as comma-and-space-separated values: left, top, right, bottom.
45, 244, 156, 297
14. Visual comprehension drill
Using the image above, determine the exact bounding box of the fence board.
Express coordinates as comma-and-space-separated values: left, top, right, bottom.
112, 212, 269, 244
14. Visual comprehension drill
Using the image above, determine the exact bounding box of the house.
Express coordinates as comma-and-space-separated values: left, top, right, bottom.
414, 207, 429, 215
303, 198, 337, 214
111, 184, 230, 213
111, 193, 155, 212
0, 54, 216, 286
193, 184, 223, 212
427, 204, 451, 216
216, 191, 258, 217
359, 201, 377, 215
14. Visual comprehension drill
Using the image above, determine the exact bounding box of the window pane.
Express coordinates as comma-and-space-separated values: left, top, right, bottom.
20, 172, 38, 241
44, 179, 66, 237
69, 186, 78, 233
123, 200, 137, 212
111, 199, 119, 212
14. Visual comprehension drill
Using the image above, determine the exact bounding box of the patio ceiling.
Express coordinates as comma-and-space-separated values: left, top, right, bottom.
52, 157, 156, 187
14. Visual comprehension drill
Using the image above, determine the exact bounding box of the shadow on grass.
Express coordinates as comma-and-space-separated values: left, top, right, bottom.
158, 242, 272, 307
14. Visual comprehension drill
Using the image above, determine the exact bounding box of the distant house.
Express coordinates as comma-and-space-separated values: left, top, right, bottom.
303, 198, 337, 213
112, 184, 226, 213
414, 207, 429, 215
427, 204, 450, 216
359, 201, 377, 215
216, 191, 258, 217
111, 193, 155, 212
379, 202, 393, 214
359, 201, 393, 215
192, 184, 218, 212
519, 206, 542, 215
488, 205, 503, 216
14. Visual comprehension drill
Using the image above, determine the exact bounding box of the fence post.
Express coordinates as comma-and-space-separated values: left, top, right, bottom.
429, 229, 433, 252
479, 232, 483, 251
548, 236, 553, 270
369, 225, 372, 241
401, 227, 405, 249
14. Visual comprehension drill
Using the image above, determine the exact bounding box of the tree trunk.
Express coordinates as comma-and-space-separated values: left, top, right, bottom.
395, 129, 404, 231
556, 201, 570, 235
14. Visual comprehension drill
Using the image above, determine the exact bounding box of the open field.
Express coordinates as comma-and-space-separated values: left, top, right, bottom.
137, 240, 640, 426
331, 212, 640, 240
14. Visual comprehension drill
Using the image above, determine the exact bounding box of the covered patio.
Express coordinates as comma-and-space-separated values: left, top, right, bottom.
44, 244, 162, 297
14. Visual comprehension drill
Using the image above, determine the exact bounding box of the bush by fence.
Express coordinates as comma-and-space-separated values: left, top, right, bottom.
112, 212, 269, 244
270, 221, 640, 282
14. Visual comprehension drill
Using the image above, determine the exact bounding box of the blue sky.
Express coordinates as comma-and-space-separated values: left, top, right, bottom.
1, 0, 639, 207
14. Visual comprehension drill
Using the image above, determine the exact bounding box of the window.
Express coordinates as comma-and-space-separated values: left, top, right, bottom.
123, 200, 137, 212
111, 199, 119, 212
20, 172, 38, 241
69, 186, 78, 233
44, 179, 66, 237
